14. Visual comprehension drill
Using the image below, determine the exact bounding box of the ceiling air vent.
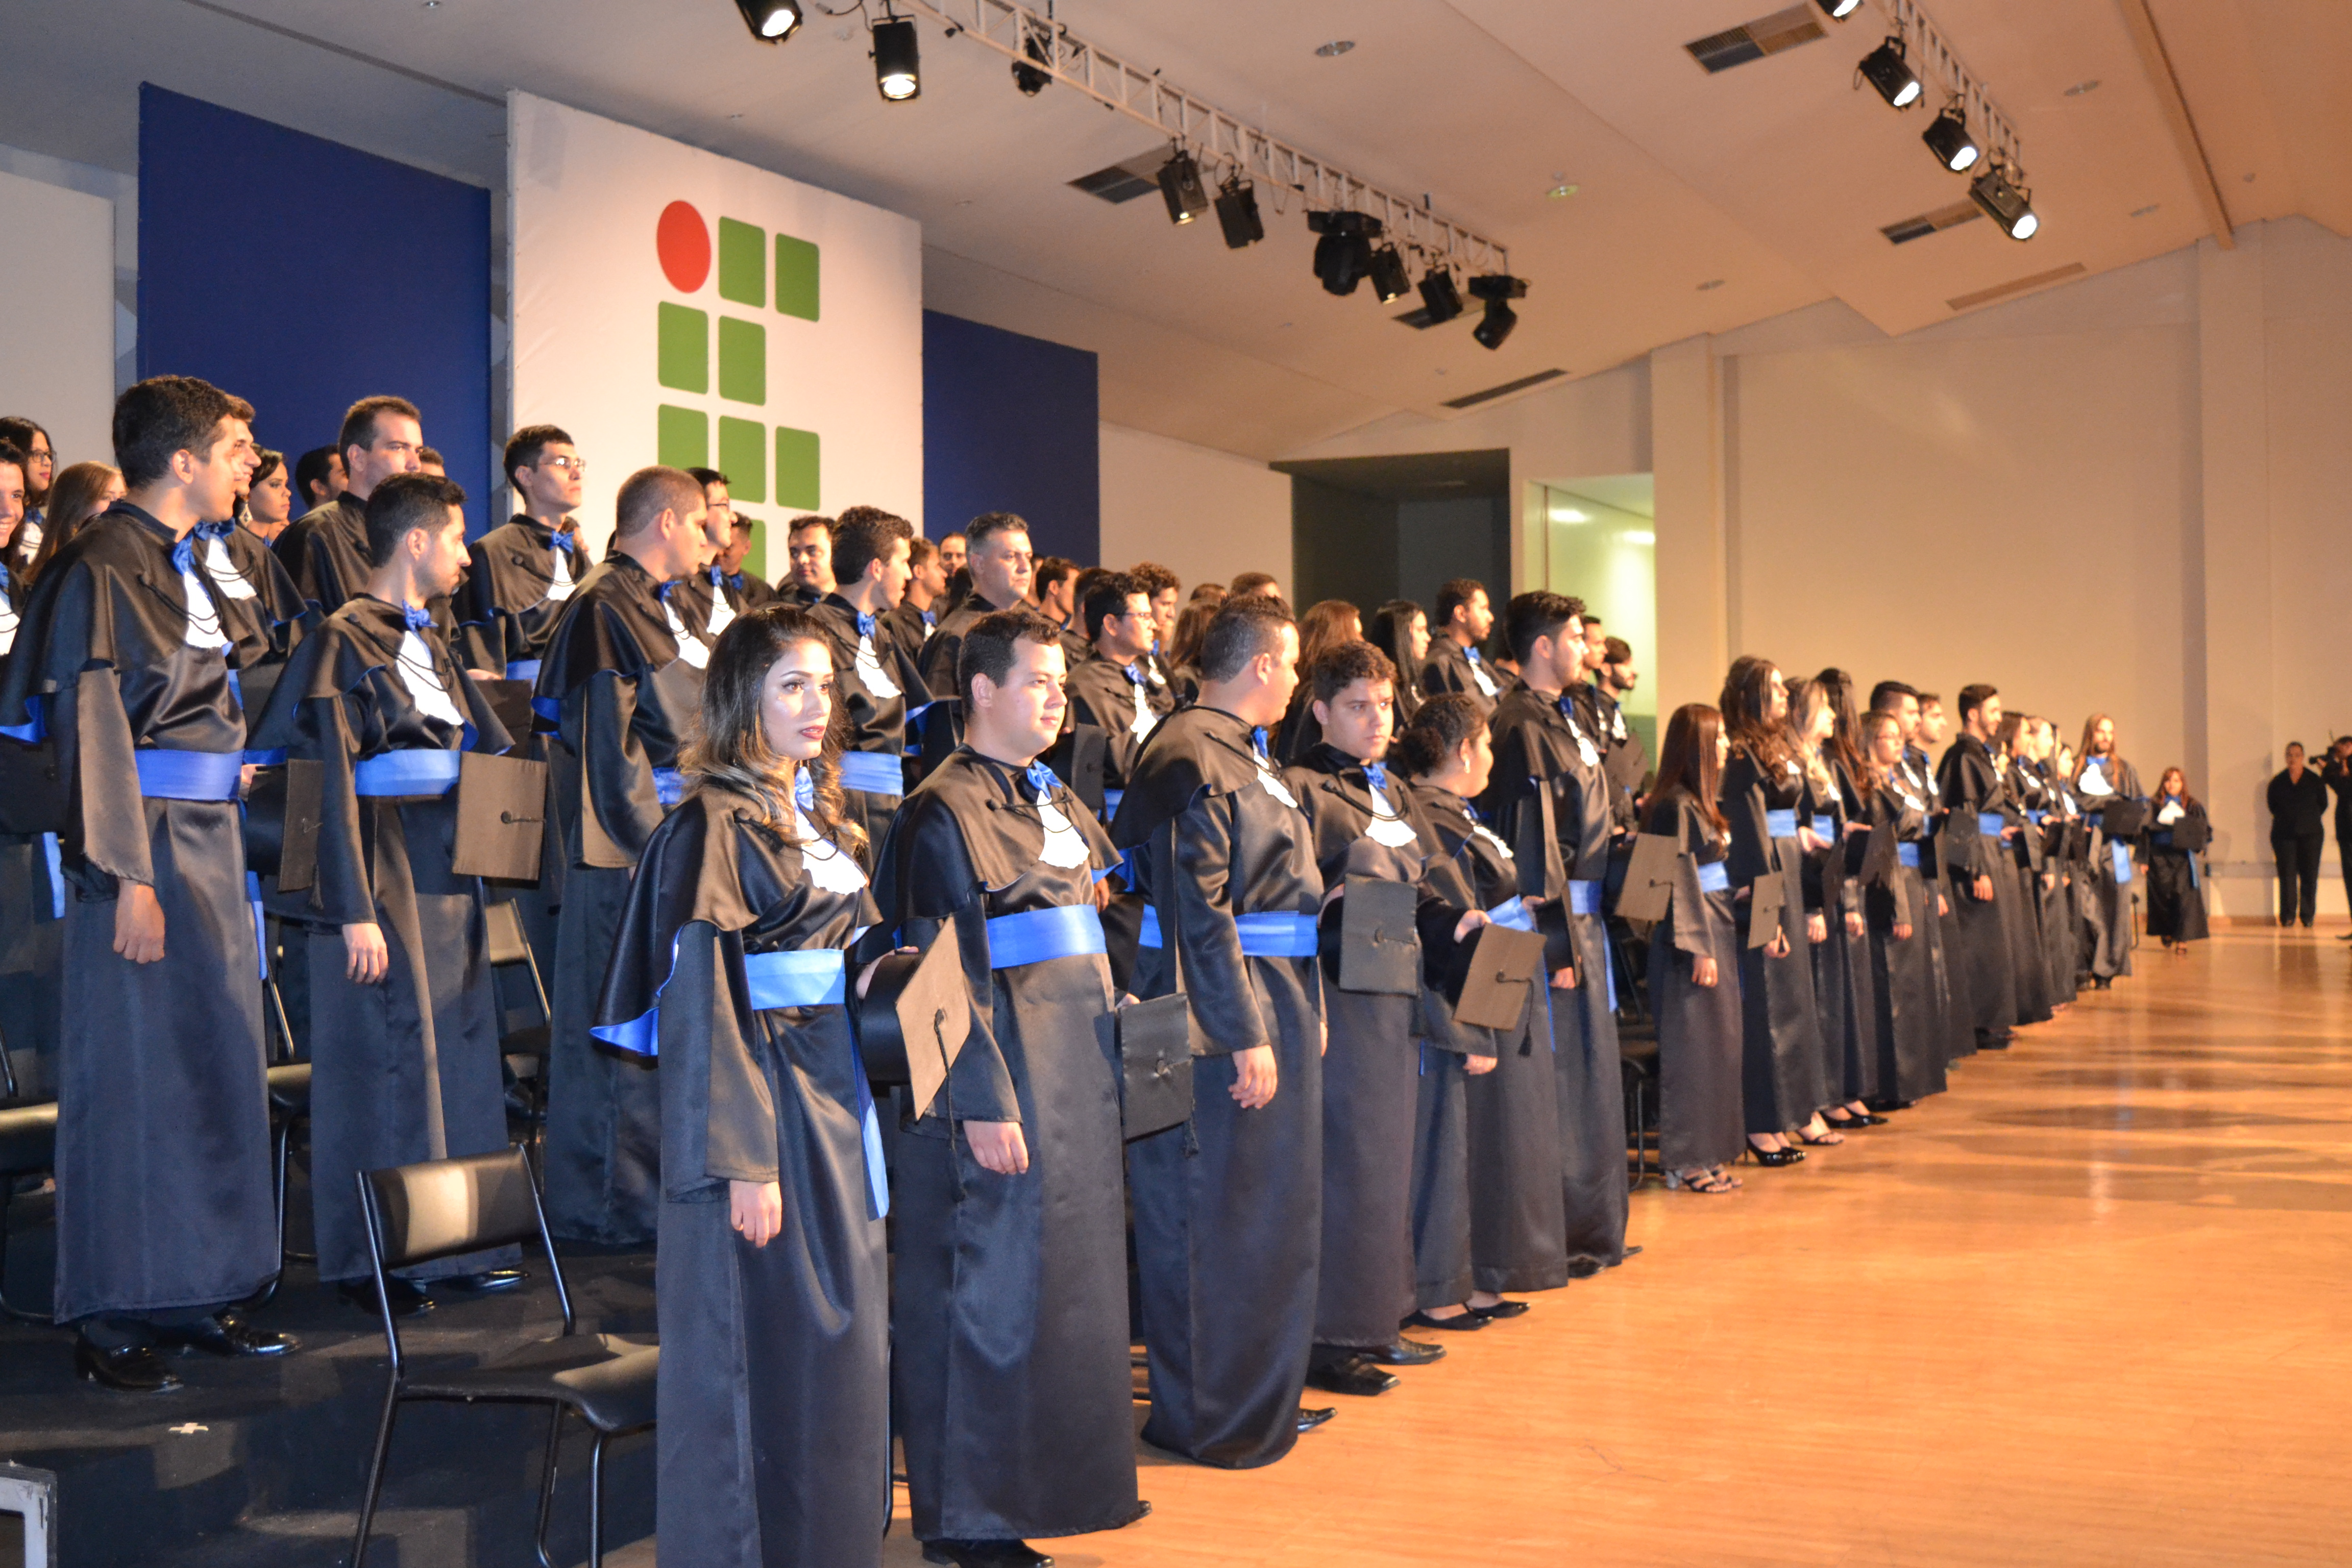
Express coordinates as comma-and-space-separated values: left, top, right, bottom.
1443, 369, 1567, 410
1069, 155, 1164, 204
1882, 200, 1984, 246
1947, 263, 2087, 312
1685, 5, 1827, 73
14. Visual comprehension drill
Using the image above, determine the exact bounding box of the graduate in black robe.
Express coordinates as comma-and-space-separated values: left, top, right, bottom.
533, 465, 717, 1244
2145, 768, 2210, 951
1940, 688, 2022, 1050
1860, 712, 1948, 1108
1907, 697, 1980, 1070
1420, 579, 1502, 714
1477, 594, 1631, 1264
1795, 675, 1882, 1128
2072, 717, 2141, 986
0, 443, 67, 1100
1064, 572, 1178, 820
913, 512, 1034, 766
250, 474, 524, 1311
593, 608, 891, 1568
808, 509, 932, 844
0, 378, 292, 1389
863, 609, 1144, 1564
451, 426, 585, 680
1991, 721, 2055, 1031
273, 396, 427, 617
1643, 706, 1746, 1191
1114, 594, 1329, 1469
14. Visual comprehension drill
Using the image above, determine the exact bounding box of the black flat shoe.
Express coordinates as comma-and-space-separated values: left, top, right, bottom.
1303, 1357, 1399, 1397
1565, 1257, 1603, 1279
1466, 1299, 1530, 1319
158, 1310, 296, 1358
1607, 1244, 1643, 1267
921, 1540, 1052, 1568
1295, 1405, 1338, 1433
76, 1338, 182, 1393
1402, 1309, 1488, 1333
339, 1277, 435, 1317
1360, 1337, 1444, 1366
1743, 1143, 1805, 1167
432, 1268, 527, 1295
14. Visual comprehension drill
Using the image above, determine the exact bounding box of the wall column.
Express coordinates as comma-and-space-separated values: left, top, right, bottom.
1650, 335, 1729, 720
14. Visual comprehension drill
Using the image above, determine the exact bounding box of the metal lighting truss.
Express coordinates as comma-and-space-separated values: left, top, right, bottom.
897, 0, 1510, 276
1879, 0, 2026, 175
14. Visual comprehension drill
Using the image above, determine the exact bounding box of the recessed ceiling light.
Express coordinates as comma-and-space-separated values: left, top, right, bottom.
1315, 39, 1355, 57
1550, 507, 1591, 524
1697, 278, 1725, 291
1623, 530, 1656, 546
2063, 79, 2101, 97
727, 112, 745, 120
2130, 203, 2160, 217
1547, 174, 1579, 200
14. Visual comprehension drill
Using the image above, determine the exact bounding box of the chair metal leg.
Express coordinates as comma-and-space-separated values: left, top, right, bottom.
532, 1405, 566, 1568
283, 1118, 316, 1265
244, 1118, 294, 1310
587, 1429, 607, 1568
350, 1387, 401, 1568
0, 1187, 52, 1327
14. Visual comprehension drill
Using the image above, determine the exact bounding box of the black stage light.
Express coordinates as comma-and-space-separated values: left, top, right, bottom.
1013, 26, 1051, 95
1214, 178, 1264, 249
1309, 211, 1381, 296
1368, 244, 1411, 304
1158, 151, 1209, 226
1922, 105, 1979, 172
733, 0, 801, 42
1968, 163, 2039, 239
1858, 37, 1922, 108
1815, 0, 1862, 17
1467, 274, 1527, 351
873, 19, 920, 102
1417, 268, 1463, 324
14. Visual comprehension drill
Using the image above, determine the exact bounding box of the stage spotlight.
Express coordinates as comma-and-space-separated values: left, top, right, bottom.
1417, 268, 1463, 324
873, 19, 920, 101
1858, 37, 1922, 108
1922, 105, 1979, 172
1214, 178, 1264, 249
1467, 274, 1527, 351
1815, 0, 1862, 17
1368, 244, 1411, 304
1968, 163, 2039, 239
1309, 211, 1380, 296
733, 0, 801, 42
1013, 25, 1051, 94
1158, 151, 1209, 226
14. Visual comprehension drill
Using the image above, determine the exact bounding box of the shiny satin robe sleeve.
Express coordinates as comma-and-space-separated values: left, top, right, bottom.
1665, 797, 1728, 959
1718, 751, 1779, 892
562, 671, 664, 862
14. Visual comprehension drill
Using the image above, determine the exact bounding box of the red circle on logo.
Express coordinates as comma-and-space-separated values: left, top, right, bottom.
656, 201, 710, 292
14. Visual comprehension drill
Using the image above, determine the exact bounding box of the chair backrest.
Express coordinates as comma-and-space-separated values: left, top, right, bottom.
363, 1146, 547, 1269
0, 1102, 58, 1175
481, 900, 552, 1032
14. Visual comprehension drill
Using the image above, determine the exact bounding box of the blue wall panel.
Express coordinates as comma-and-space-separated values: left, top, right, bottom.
921, 310, 1098, 563
138, 85, 493, 531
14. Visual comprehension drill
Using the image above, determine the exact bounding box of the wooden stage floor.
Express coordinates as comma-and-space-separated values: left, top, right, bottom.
901, 926, 2352, 1568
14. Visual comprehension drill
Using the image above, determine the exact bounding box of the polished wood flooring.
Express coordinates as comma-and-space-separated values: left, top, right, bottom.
873, 925, 2352, 1568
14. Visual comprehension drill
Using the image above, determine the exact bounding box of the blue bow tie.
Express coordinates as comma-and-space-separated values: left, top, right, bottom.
401, 603, 434, 632
709, 564, 725, 589
724, 571, 745, 594
1363, 761, 1388, 794
1252, 727, 1270, 761
1122, 662, 1145, 686
793, 767, 815, 810
1465, 647, 1482, 664
1023, 760, 1061, 801
922, 609, 936, 628
195, 520, 235, 543
656, 579, 676, 603
170, 533, 198, 576
547, 529, 576, 554
856, 611, 877, 639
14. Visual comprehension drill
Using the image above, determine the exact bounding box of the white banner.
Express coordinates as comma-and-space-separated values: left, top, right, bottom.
508, 91, 923, 573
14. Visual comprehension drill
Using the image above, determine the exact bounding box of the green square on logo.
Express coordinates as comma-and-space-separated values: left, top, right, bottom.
775, 235, 819, 321
718, 217, 765, 308
775, 425, 819, 509
717, 317, 767, 404
656, 303, 707, 393
738, 512, 767, 578
656, 405, 708, 470
719, 416, 767, 504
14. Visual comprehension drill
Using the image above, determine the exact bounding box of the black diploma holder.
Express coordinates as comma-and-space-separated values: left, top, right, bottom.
1745, 861, 1787, 949
1117, 825, 1198, 1139
1613, 832, 1680, 924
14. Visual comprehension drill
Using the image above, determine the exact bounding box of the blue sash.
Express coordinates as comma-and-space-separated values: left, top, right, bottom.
1765, 808, 1799, 839
1563, 879, 1616, 1009
1697, 861, 1730, 894
1977, 812, 2006, 838
40, 833, 62, 920
134, 749, 243, 801
744, 948, 848, 1008
504, 658, 543, 683
1101, 788, 1124, 817
653, 767, 685, 807
1897, 842, 1921, 869
247, 869, 268, 979
838, 750, 904, 798
1138, 906, 1319, 957
985, 903, 1107, 968
2112, 840, 2135, 886
1486, 896, 1535, 931
0, 694, 41, 744
352, 748, 462, 797
1810, 815, 1836, 840
2024, 809, 2047, 826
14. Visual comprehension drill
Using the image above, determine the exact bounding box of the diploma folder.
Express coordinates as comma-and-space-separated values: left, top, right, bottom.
451, 752, 550, 882
855, 934, 969, 1120
1444, 922, 1547, 1031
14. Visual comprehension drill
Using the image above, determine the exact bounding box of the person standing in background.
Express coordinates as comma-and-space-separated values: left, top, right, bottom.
2320, 737, 2352, 939
2266, 743, 2329, 929
783, 513, 836, 605
293, 446, 346, 513
1422, 579, 1500, 714
0, 419, 54, 561
274, 396, 425, 615
240, 449, 295, 545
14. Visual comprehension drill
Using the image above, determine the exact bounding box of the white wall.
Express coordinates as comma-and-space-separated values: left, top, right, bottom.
1098, 421, 1290, 594
0, 167, 118, 470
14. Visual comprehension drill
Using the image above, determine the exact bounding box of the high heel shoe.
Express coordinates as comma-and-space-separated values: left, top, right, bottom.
1666, 1167, 1734, 1193
1743, 1142, 1805, 1167
1792, 1126, 1846, 1146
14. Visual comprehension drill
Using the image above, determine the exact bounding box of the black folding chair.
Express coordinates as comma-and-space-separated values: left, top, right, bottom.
482, 900, 554, 1185
1619, 1036, 1659, 1188
352, 1147, 656, 1568
0, 1099, 58, 1325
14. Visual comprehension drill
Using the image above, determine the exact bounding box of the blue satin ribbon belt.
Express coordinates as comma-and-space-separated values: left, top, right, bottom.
2113, 841, 2135, 886
134, 749, 244, 800
1765, 808, 1799, 839
1810, 815, 1836, 840
40, 834, 63, 920
1897, 842, 1922, 869
352, 748, 462, 796
986, 903, 1107, 968
653, 767, 685, 807
1138, 906, 1320, 957
838, 750, 904, 798
744, 948, 848, 1009
2024, 809, 2047, 825
0, 694, 42, 744
1565, 879, 1603, 916
1977, 813, 2006, 838
504, 658, 543, 682
1697, 861, 1731, 894
1486, 896, 1535, 931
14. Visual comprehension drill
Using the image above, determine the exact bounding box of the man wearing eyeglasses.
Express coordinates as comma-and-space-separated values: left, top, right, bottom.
273, 396, 426, 616
455, 425, 586, 681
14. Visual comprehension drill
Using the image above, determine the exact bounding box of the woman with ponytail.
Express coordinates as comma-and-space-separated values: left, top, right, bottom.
1643, 703, 1746, 1193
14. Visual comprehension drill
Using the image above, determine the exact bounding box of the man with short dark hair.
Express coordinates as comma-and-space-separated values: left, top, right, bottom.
1572, 624, 1642, 828
415, 446, 446, 477
1939, 684, 2021, 1049
1064, 572, 1175, 821
937, 529, 968, 580
863, 608, 1142, 1567
274, 394, 425, 614
715, 511, 774, 611
1128, 559, 1182, 693
454, 423, 583, 679
1229, 570, 1282, 602
252, 472, 523, 1316
2269, 742, 2329, 928
666, 470, 749, 648
532, 464, 716, 1244
784, 513, 835, 605
888, 533, 944, 648
294, 446, 346, 511
1115, 593, 1334, 1466
918, 512, 1036, 734
1424, 578, 1501, 713
811, 506, 929, 841
1, 375, 294, 1390
1477, 591, 1630, 1276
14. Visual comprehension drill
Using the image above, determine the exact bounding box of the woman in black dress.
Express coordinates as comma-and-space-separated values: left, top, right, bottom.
1647, 704, 1746, 1194
1369, 600, 1429, 727
593, 604, 891, 1568
1859, 708, 1947, 1109
2145, 767, 2210, 953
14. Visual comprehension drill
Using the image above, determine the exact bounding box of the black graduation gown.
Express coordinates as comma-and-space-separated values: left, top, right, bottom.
880, 597, 937, 660
0, 562, 65, 1100
2023, 768, 2082, 1004
1647, 794, 1745, 1171
1939, 737, 2020, 1041
596, 787, 891, 1568
2145, 797, 2210, 943
1420, 639, 1503, 713
1416, 785, 1565, 1295
273, 492, 372, 615
533, 554, 709, 1243
452, 515, 583, 677
808, 594, 931, 844
720, 567, 776, 612
1283, 748, 1465, 1346
1808, 760, 1881, 1105
248, 598, 519, 1282
1864, 775, 1948, 1104
1065, 652, 1177, 985
1113, 706, 1324, 1471
2075, 755, 2141, 979
865, 749, 1140, 1542
0, 504, 274, 1320
1477, 689, 1629, 1266
1721, 748, 1830, 1132
1902, 750, 1974, 1069
1995, 759, 2055, 1027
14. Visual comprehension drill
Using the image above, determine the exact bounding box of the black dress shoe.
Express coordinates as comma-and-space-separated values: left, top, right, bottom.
1744, 1144, 1805, 1167
921, 1539, 1052, 1568
1613, 1245, 1644, 1264
432, 1268, 527, 1295
1978, 1035, 2013, 1050
1303, 1357, 1399, 1397
339, 1277, 435, 1317
1834, 1111, 1888, 1127
76, 1338, 183, 1393
158, 1311, 296, 1358
1466, 1298, 1531, 1320
1402, 1309, 1488, 1333
1360, 1337, 1445, 1366
1566, 1257, 1603, 1278
1866, 1097, 1917, 1112
1295, 1405, 1338, 1433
